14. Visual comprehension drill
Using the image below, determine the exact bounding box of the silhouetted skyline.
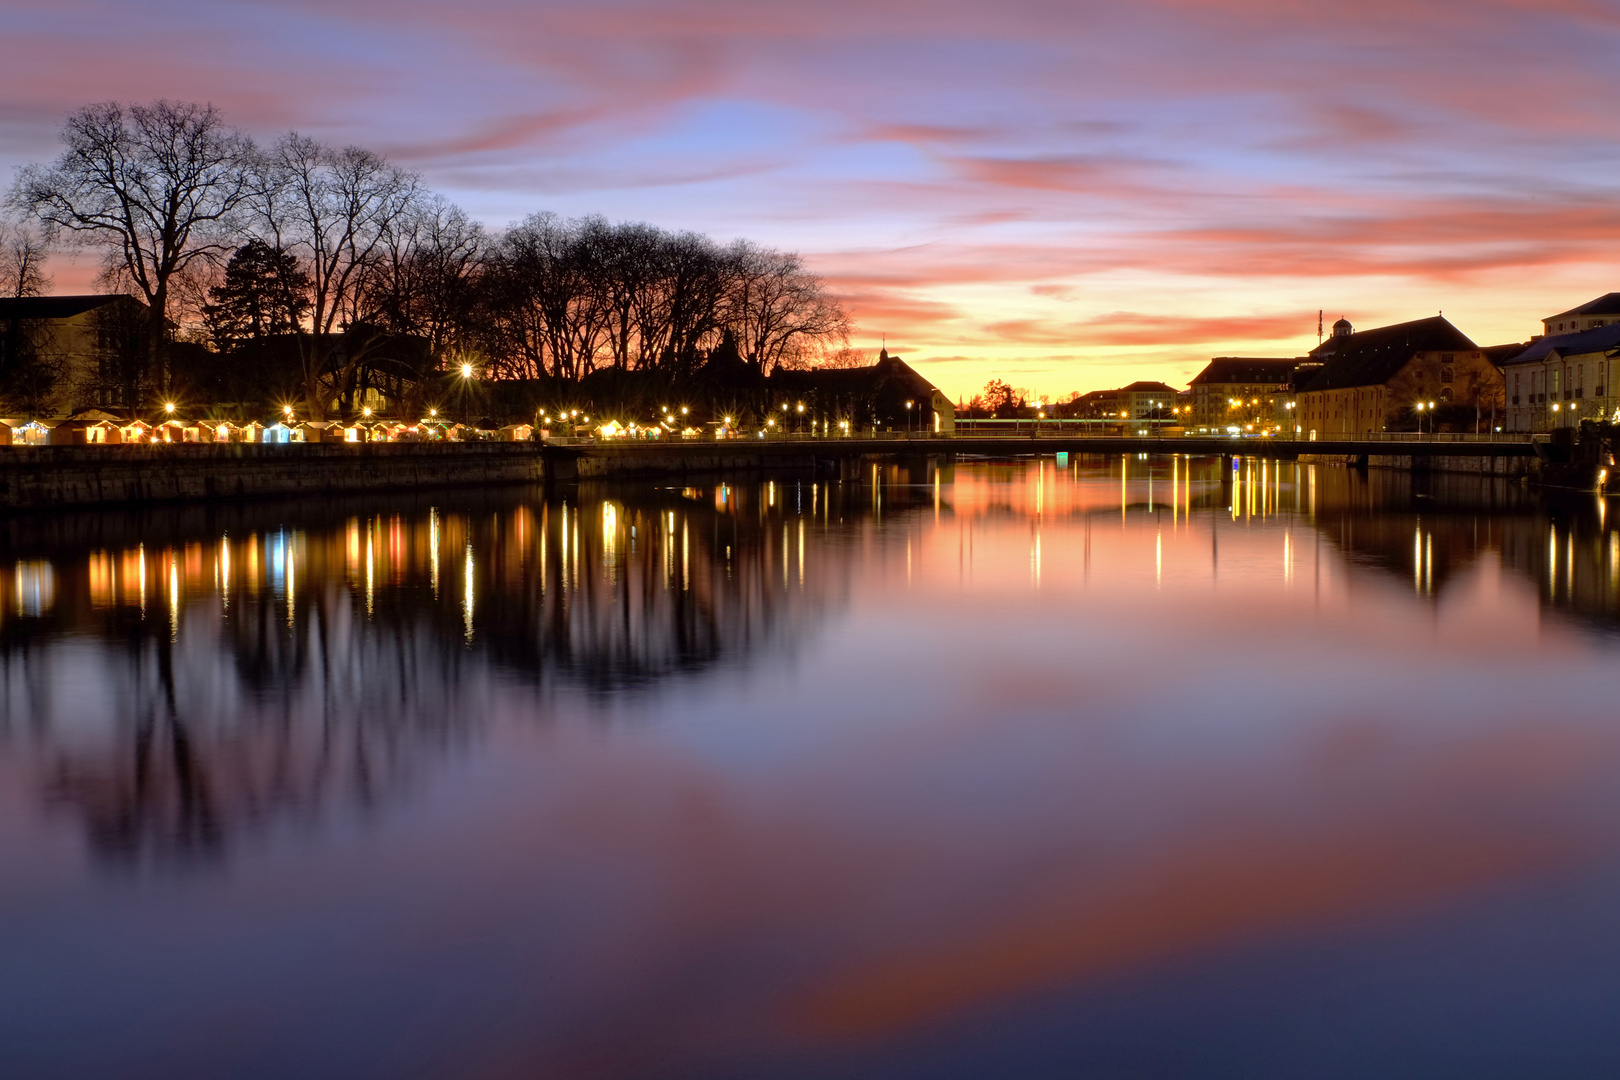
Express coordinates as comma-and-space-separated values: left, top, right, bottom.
4, 0, 1618, 398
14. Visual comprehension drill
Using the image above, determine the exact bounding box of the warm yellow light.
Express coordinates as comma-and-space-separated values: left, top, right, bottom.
430, 408, 437, 417
164, 402, 175, 414
363, 407, 372, 417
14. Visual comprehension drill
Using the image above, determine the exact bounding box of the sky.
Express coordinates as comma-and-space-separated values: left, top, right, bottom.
5, 0, 1620, 401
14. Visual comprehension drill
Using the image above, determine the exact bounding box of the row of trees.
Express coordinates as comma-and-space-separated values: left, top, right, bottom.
3, 100, 852, 418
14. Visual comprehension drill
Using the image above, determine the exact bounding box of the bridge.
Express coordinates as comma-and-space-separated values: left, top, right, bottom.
543, 433, 1545, 480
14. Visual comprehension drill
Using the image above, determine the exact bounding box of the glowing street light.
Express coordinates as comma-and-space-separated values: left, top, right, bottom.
457, 362, 476, 425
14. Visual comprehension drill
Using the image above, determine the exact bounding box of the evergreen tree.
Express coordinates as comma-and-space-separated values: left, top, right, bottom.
204, 240, 310, 350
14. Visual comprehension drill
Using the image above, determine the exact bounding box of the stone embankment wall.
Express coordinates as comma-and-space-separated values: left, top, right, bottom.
553, 444, 835, 480
0, 443, 546, 510
1299, 453, 1538, 479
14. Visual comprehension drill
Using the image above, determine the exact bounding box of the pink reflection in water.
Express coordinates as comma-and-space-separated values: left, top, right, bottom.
1, 461, 1618, 1078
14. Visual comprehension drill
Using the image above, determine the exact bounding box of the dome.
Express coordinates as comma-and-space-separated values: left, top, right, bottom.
1331, 317, 1353, 338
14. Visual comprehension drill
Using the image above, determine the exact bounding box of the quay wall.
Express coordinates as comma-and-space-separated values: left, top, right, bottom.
1298, 453, 1539, 479
558, 444, 833, 480
0, 443, 546, 510
0, 437, 1557, 510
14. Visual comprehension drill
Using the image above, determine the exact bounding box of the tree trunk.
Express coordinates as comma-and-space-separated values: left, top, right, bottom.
147, 287, 169, 410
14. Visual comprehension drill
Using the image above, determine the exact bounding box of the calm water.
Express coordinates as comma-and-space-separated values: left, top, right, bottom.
4, 457, 1620, 1079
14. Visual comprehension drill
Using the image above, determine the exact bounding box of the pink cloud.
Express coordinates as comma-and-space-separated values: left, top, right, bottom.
6, 0, 1620, 394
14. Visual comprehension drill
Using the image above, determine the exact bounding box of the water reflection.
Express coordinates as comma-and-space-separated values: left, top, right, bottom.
0, 482, 870, 865
6, 458, 1620, 1078
4, 461, 1619, 872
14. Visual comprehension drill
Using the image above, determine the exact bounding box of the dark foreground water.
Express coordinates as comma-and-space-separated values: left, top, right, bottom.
4, 456, 1620, 1079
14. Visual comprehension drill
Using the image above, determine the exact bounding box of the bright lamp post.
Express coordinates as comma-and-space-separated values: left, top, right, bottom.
458, 362, 474, 426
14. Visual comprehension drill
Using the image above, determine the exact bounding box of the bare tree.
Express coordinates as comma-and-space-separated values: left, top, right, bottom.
0, 219, 57, 413
7, 101, 255, 393
721, 242, 850, 375
482, 217, 859, 386
251, 133, 419, 417
818, 347, 869, 370
0, 219, 50, 299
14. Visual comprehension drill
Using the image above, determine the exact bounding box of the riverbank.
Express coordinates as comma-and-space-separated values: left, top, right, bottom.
0, 436, 1558, 509
0, 442, 546, 510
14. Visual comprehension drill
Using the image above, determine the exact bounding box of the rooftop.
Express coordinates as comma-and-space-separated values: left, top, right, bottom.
1188, 357, 1300, 386
1302, 316, 1477, 392
1501, 322, 1620, 366
0, 294, 136, 321
1544, 293, 1620, 322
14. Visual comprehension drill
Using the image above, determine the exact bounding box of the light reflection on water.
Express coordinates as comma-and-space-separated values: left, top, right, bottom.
3, 457, 1620, 1079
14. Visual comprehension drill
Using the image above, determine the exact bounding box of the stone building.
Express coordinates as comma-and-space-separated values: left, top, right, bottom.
1296, 316, 1500, 437
0, 293, 166, 416
1540, 293, 1620, 337
1186, 357, 1303, 431
1501, 323, 1620, 433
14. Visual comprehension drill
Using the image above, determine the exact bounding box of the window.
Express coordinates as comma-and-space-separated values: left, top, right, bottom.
1512, 395, 1520, 405
1439, 388, 1452, 403
1441, 367, 1454, 383
1441, 354, 1454, 362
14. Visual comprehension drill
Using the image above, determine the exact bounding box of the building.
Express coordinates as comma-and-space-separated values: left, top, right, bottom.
1114, 381, 1178, 420
769, 348, 955, 433
0, 293, 163, 416
1501, 323, 1620, 433
1541, 294, 1620, 337
1297, 316, 1500, 437
1186, 357, 1302, 431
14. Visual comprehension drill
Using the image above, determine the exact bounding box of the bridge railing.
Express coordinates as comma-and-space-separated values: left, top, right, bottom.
542, 428, 1539, 446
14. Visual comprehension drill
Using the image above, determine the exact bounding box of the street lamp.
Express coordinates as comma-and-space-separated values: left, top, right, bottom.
458, 362, 475, 425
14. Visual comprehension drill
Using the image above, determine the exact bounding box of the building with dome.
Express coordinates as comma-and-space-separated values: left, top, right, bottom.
1295, 315, 1502, 436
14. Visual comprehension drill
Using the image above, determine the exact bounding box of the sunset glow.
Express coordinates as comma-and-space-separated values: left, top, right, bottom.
4, 1, 1620, 397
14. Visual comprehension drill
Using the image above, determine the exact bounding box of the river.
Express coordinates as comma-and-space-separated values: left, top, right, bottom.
3, 456, 1618, 1079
